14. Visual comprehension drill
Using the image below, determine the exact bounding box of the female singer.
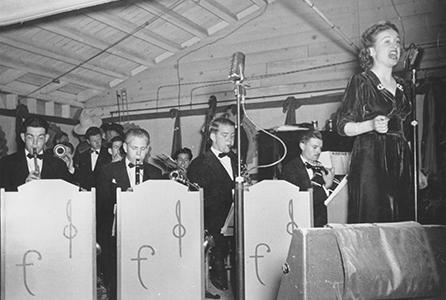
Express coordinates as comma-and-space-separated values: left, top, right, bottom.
336, 21, 426, 223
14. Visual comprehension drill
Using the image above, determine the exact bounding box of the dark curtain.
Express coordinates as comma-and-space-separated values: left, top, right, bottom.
419, 79, 446, 224
170, 109, 182, 157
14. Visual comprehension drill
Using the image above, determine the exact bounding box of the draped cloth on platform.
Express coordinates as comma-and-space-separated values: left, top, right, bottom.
328, 222, 439, 300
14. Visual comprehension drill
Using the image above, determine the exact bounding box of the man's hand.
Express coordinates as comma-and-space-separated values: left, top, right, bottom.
25, 171, 40, 182
322, 167, 335, 189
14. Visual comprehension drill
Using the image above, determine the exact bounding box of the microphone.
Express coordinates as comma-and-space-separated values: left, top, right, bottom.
228, 52, 245, 82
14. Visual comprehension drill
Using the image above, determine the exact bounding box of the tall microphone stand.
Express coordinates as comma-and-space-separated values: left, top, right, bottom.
233, 79, 246, 300
410, 68, 419, 221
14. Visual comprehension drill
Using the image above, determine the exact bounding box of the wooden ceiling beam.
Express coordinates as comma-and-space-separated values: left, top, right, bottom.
0, 0, 119, 27
0, 68, 26, 84
250, 0, 275, 7
197, 0, 238, 23
39, 81, 69, 94
137, 1, 208, 38
0, 36, 128, 80
88, 11, 181, 53
0, 83, 84, 108
0, 55, 109, 91
77, 89, 103, 102
39, 23, 154, 67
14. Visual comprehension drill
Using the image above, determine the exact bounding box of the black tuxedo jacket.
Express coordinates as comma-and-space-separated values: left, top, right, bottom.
0, 151, 73, 191
187, 150, 236, 235
280, 157, 328, 227
95, 159, 163, 242
75, 146, 111, 190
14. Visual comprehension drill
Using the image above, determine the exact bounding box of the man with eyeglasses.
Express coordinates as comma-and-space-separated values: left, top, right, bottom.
0, 116, 73, 191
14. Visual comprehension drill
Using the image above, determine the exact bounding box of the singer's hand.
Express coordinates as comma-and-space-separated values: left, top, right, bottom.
419, 171, 428, 190
322, 167, 335, 189
373, 115, 389, 133
26, 171, 41, 182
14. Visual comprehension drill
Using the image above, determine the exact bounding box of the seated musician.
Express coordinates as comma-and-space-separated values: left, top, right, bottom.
280, 130, 335, 227
169, 147, 199, 189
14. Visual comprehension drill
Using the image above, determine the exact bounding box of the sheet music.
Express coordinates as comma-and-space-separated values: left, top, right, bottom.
221, 203, 234, 236
324, 175, 348, 206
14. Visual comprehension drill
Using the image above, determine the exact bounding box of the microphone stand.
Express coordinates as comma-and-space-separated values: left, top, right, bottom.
410, 69, 419, 221
233, 78, 246, 300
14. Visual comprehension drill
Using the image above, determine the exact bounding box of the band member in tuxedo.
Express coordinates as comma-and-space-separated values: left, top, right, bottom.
280, 130, 335, 227
0, 116, 73, 191
75, 126, 111, 191
188, 117, 236, 291
223, 104, 249, 163
101, 122, 124, 148
96, 128, 163, 300
108, 135, 125, 163
173, 147, 193, 172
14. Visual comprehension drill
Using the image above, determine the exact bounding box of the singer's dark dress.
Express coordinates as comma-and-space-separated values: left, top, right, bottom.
337, 70, 414, 223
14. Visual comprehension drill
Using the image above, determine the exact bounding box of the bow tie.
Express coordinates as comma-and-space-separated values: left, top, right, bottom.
305, 162, 314, 170
128, 162, 142, 168
218, 152, 230, 158
91, 149, 99, 154
27, 153, 43, 160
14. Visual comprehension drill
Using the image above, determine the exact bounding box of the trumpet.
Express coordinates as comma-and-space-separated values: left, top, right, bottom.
307, 161, 341, 192
53, 144, 67, 158
169, 169, 200, 191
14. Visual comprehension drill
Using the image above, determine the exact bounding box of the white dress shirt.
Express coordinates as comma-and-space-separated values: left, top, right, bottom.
211, 147, 234, 180
90, 149, 99, 171
25, 149, 43, 174
125, 158, 144, 188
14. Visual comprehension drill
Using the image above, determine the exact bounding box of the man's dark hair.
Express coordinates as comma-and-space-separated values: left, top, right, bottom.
124, 128, 150, 144
60, 141, 75, 153
85, 126, 102, 139
173, 147, 193, 160
22, 116, 49, 133
209, 117, 235, 135
109, 136, 125, 156
110, 135, 124, 146
299, 129, 323, 144
101, 122, 124, 137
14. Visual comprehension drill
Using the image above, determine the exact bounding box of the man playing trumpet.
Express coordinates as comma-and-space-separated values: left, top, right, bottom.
0, 116, 73, 191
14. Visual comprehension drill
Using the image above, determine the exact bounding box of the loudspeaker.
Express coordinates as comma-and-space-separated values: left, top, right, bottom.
277, 223, 446, 300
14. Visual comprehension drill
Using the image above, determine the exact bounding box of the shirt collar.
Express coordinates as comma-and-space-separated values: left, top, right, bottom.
211, 147, 223, 158
25, 149, 43, 157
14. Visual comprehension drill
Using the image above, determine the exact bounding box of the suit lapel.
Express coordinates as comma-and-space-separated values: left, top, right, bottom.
208, 151, 233, 183
115, 160, 131, 190
142, 163, 151, 181
41, 154, 52, 178
296, 157, 312, 187
16, 152, 30, 181
94, 147, 108, 172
